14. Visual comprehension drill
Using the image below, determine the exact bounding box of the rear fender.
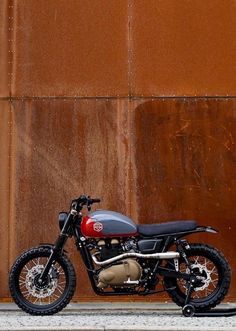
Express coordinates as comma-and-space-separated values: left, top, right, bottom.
156, 226, 218, 240
195, 226, 218, 234
173, 226, 218, 239
163, 226, 218, 252
174, 226, 218, 237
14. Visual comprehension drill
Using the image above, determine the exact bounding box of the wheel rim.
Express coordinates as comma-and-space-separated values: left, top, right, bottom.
177, 255, 220, 300
18, 256, 67, 306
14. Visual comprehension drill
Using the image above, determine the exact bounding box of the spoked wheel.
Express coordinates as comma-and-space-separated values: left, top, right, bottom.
164, 244, 231, 311
9, 246, 76, 315
177, 255, 219, 299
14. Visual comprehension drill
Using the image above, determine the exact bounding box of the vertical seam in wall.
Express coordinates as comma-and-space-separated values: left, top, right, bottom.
8, 99, 13, 276
127, 1, 138, 221
127, 0, 132, 217
8, 0, 13, 98
127, 96, 132, 217
7, 0, 14, 276
127, 0, 132, 98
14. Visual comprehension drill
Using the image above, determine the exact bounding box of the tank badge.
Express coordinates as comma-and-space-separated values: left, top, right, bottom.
93, 222, 103, 232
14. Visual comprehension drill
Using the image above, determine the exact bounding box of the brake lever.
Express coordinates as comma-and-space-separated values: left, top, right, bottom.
71, 200, 77, 210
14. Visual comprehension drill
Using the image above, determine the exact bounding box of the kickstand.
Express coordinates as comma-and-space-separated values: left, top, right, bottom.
194, 307, 236, 317
182, 278, 236, 317
182, 279, 196, 317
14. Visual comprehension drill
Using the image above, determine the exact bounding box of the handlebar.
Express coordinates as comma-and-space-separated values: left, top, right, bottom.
71, 195, 101, 212
91, 198, 101, 203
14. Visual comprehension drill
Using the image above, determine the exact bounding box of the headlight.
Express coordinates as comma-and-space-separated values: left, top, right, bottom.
58, 212, 68, 231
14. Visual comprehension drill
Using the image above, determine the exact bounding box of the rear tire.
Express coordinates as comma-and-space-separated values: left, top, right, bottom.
164, 243, 231, 311
9, 246, 76, 315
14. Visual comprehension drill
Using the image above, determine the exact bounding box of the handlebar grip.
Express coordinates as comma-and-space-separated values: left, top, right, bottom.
92, 198, 101, 203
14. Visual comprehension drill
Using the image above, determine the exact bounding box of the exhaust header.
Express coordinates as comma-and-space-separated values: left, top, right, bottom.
92, 251, 180, 266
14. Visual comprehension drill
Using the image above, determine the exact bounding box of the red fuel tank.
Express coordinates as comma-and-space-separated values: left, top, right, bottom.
81, 210, 138, 238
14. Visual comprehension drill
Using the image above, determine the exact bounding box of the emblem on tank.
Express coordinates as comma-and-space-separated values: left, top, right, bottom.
93, 222, 103, 232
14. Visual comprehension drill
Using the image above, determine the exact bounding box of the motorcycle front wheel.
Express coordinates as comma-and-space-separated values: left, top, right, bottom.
164, 243, 231, 311
9, 246, 76, 315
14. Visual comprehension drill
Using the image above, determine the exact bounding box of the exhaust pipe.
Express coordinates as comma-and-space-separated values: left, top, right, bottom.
92, 251, 180, 266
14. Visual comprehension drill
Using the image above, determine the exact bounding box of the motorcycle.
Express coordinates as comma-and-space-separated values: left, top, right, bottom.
9, 194, 231, 316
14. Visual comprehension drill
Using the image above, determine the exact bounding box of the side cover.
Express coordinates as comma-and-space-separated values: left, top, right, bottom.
81, 210, 138, 238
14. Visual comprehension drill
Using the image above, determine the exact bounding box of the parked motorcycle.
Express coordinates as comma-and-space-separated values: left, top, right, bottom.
9, 195, 231, 315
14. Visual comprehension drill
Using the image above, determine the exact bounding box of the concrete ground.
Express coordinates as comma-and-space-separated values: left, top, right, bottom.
1, 302, 236, 331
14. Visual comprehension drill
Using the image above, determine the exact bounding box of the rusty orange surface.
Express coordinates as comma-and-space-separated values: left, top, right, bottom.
0, 0, 10, 97
131, 0, 236, 96
12, 0, 128, 97
9, 98, 129, 299
0, 101, 11, 298
131, 98, 236, 300
1, 1, 236, 302
10, 0, 236, 97
2, 98, 235, 301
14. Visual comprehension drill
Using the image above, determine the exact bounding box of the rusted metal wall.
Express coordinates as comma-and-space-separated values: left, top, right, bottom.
0, 101, 10, 298
0, 1, 9, 96
9, 99, 129, 300
1, 0, 236, 301
12, 0, 128, 96
131, 98, 236, 300
131, 0, 236, 96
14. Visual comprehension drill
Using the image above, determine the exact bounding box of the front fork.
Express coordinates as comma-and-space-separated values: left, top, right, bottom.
38, 211, 75, 282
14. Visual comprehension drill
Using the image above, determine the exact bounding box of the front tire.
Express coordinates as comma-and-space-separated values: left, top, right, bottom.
9, 246, 76, 315
164, 243, 231, 311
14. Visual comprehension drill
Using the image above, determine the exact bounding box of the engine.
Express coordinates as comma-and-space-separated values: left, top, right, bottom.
95, 238, 142, 289
97, 238, 137, 261
97, 259, 142, 288
89, 237, 166, 289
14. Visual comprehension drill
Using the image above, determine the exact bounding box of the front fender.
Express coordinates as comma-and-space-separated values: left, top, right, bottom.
38, 243, 68, 254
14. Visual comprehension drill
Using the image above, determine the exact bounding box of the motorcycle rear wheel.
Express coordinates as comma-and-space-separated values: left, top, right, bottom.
164, 243, 231, 311
9, 246, 76, 315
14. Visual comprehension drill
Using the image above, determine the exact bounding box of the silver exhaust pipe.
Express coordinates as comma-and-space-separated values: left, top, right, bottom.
92, 251, 180, 266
